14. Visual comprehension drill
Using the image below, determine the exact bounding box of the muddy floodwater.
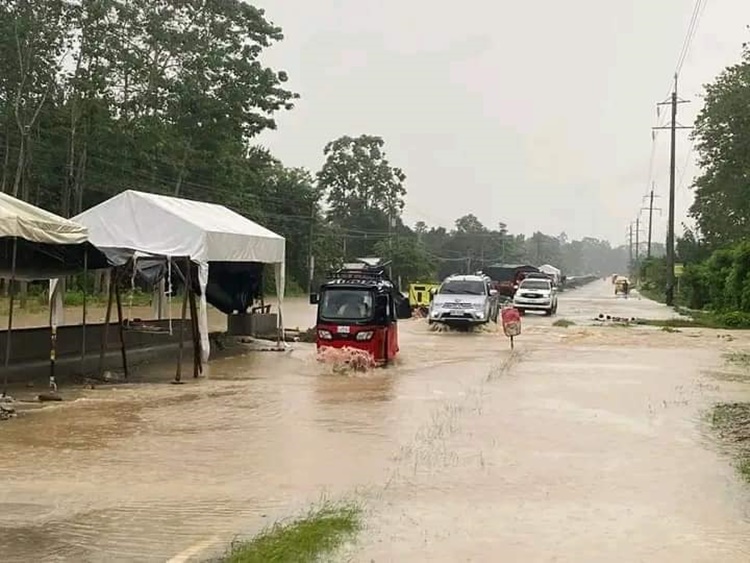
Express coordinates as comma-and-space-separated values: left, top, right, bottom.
3, 281, 750, 561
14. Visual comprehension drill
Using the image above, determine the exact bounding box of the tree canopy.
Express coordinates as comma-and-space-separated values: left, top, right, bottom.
0, 1, 628, 294
691, 40, 750, 246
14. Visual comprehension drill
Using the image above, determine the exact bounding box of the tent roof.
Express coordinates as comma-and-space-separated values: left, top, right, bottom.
74, 190, 285, 264
539, 264, 561, 274
0, 191, 88, 245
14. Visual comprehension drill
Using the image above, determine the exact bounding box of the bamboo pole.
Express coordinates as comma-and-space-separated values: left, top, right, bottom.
174, 258, 189, 383
2, 237, 18, 396
187, 277, 201, 378
114, 279, 129, 379
97, 268, 115, 378
80, 250, 88, 373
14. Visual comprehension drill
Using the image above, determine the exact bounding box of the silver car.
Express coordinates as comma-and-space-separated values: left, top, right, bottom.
428, 274, 498, 326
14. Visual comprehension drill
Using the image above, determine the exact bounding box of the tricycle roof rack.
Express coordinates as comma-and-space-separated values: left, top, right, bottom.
326, 258, 393, 284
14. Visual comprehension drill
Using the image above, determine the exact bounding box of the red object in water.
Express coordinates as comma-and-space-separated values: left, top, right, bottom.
501, 307, 522, 337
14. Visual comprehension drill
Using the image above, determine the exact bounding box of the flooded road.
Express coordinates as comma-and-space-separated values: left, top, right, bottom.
3, 281, 750, 561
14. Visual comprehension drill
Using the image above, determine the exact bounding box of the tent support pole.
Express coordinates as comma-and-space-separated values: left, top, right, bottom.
2, 237, 18, 396
187, 279, 201, 378
114, 278, 128, 379
49, 300, 57, 388
80, 250, 88, 374
98, 268, 115, 378
174, 258, 189, 383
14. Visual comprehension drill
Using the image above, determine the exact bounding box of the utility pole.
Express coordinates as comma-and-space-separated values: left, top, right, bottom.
654, 76, 691, 306
641, 184, 662, 259
635, 216, 640, 264
388, 214, 394, 279
628, 223, 634, 272
307, 200, 315, 293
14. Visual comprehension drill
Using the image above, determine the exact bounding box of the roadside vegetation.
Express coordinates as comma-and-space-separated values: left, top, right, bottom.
219, 501, 362, 563
552, 319, 575, 328
711, 403, 750, 482
636, 38, 750, 330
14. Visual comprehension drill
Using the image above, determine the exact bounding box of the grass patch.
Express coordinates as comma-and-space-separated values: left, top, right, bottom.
552, 319, 575, 328
711, 403, 750, 483
220, 501, 362, 563
725, 352, 750, 367
661, 326, 681, 333
638, 311, 750, 330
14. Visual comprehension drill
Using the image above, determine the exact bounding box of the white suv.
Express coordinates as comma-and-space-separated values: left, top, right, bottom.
513, 277, 557, 316
428, 274, 498, 326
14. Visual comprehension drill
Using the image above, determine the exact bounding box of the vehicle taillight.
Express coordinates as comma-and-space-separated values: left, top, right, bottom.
318, 329, 332, 340
356, 331, 374, 341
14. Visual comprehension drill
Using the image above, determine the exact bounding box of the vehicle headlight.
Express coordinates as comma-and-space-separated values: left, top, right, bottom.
476, 311, 484, 318
318, 329, 332, 340
356, 331, 374, 341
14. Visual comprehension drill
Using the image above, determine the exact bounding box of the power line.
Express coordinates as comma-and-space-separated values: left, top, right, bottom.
674, 0, 709, 79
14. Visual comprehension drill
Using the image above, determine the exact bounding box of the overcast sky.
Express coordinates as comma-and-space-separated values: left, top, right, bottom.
253, 0, 750, 246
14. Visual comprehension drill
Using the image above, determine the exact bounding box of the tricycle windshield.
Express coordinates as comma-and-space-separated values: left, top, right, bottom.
319, 288, 374, 322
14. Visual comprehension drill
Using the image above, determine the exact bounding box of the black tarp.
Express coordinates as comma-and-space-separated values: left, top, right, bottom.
124, 257, 264, 315
0, 238, 109, 279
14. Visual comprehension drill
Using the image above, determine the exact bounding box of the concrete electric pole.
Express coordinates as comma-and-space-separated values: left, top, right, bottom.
653, 76, 691, 306
641, 184, 662, 260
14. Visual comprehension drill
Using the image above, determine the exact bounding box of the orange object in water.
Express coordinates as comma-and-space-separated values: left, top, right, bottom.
501, 306, 521, 349
501, 307, 521, 336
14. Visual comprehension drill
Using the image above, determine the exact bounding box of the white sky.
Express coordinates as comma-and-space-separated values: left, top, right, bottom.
253, 0, 750, 245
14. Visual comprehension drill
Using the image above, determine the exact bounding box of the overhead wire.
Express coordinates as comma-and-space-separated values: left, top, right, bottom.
644, 0, 708, 232
674, 0, 709, 79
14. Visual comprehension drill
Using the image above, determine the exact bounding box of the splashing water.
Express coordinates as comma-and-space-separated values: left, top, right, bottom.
316, 346, 376, 374
428, 321, 499, 334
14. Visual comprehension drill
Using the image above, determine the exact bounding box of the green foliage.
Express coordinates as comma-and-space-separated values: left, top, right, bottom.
641, 238, 750, 326
372, 236, 435, 286
691, 40, 750, 245
222, 501, 362, 563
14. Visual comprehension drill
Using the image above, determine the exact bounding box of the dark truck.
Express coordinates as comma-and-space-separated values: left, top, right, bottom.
485, 264, 540, 298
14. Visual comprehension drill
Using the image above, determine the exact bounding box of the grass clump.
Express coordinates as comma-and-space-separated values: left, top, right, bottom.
711, 403, 750, 483
552, 319, 575, 328
221, 501, 362, 563
725, 352, 750, 367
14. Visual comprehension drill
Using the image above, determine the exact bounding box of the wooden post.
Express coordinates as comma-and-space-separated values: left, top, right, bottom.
174, 257, 189, 383
80, 250, 88, 374
2, 237, 18, 395
98, 268, 115, 378
188, 281, 201, 378
114, 279, 129, 379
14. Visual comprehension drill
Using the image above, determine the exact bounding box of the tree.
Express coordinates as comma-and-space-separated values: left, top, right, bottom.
318, 134, 406, 224
690, 40, 750, 246
373, 236, 434, 286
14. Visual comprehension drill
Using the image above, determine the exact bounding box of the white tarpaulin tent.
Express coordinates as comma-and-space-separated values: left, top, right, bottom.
0, 192, 110, 393
72, 190, 286, 361
0, 191, 88, 245
538, 264, 562, 285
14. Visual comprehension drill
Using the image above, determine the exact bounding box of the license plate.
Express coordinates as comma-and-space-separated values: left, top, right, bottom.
337, 325, 350, 334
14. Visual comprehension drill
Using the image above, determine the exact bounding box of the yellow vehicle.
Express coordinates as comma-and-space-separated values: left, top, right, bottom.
408, 282, 439, 313
614, 276, 630, 296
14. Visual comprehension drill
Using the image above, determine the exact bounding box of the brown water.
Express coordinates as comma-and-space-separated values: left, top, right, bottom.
2, 281, 750, 561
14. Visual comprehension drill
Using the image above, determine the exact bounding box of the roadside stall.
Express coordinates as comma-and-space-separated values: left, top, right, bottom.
71, 190, 286, 382
0, 192, 108, 395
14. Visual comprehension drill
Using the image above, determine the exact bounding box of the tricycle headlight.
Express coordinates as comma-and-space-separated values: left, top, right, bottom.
318, 329, 332, 340
356, 331, 374, 341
